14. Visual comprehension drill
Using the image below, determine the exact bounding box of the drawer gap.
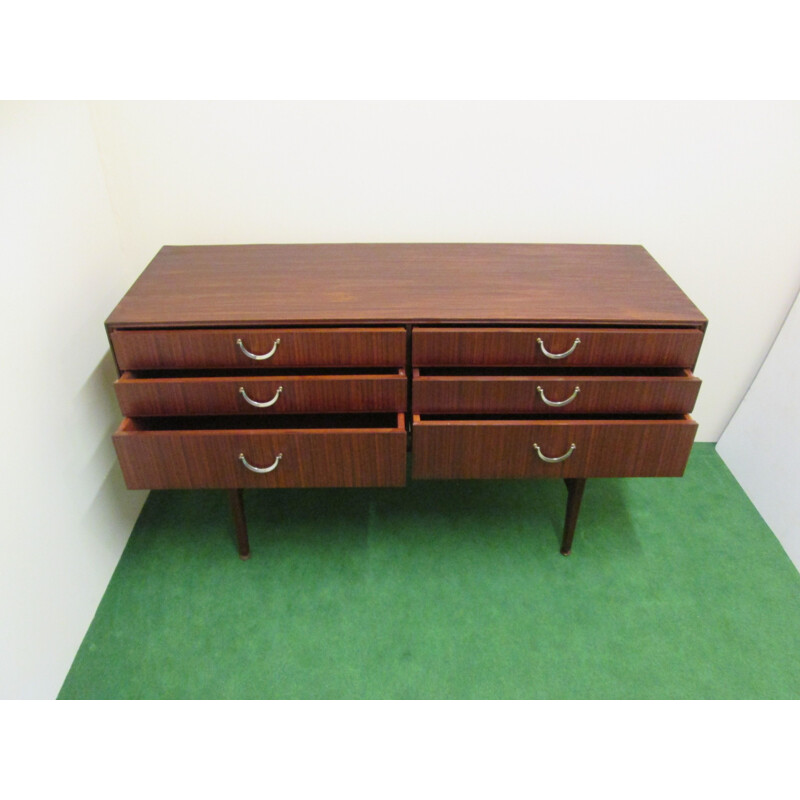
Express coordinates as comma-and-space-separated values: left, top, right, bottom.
122, 367, 405, 379
123, 413, 402, 431
416, 367, 693, 377
416, 413, 692, 422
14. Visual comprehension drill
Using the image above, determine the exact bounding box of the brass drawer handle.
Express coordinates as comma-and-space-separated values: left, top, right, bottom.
236, 337, 281, 360
239, 386, 283, 408
536, 385, 580, 407
239, 453, 283, 473
537, 337, 580, 359
533, 443, 576, 463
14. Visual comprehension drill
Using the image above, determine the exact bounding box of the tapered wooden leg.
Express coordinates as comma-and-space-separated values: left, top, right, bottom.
561, 478, 587, 556
228, 488, 250, 560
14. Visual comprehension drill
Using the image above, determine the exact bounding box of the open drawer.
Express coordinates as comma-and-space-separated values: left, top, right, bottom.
411, 414, 697, 479
113, 413, 407, 489
115, 368, 407, 416
412, 368, 700, 415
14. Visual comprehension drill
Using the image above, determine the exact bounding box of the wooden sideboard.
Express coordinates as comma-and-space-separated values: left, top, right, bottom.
106, 244, 706, 557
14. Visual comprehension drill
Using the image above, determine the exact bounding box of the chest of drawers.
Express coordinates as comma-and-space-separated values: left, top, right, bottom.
106, 243, 706, 557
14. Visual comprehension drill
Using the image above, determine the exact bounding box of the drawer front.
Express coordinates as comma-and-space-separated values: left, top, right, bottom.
411, 416, 697, 479
113, 416, 406, 489
115, 370, 407, 416
412, 327, 703, 368
412, 370, 700, 415
110, 327, 407, 370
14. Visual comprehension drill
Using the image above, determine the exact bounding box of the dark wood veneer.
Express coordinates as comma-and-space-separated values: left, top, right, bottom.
106, 244, 706, 328
412, 328, 704, 368
110, 327, 406, 370
412, 368, 700, 415
411, 416, 698, 479
115, 370, 407, 416
113, 414, 406, 489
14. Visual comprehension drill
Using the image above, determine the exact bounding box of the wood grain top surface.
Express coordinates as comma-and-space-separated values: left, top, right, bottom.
105, 243, 706, 328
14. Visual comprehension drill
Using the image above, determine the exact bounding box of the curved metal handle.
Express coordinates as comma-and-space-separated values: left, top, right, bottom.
239, 385, 283, 408
537, 337, 580, 360
536, 385, 580, 407
533, 443, 576, 463
236, 337, 281, 361
239, 452, 283, 474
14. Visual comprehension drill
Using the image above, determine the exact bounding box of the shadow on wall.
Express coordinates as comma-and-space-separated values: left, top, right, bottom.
72, 350, 148, 554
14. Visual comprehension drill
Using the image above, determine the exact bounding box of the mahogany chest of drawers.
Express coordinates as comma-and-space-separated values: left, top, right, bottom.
106, 243, 706, 557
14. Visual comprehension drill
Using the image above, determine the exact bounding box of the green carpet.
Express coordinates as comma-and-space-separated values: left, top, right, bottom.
59, 444, 800, 699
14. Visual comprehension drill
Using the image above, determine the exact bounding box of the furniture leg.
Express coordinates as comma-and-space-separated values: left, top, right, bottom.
228, 488, 250, 560
561, 478, 587, 556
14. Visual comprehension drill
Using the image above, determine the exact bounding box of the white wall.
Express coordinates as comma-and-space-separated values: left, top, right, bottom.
90, 101, 800, 441
717, 287, 800, 569
0, 103, 147, 698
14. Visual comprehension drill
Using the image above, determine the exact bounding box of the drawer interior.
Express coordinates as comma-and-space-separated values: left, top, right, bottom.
414, 367, 693, 377
413, 413, 693, 423
119, 413, 405, 432
120, 367, 405, 379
